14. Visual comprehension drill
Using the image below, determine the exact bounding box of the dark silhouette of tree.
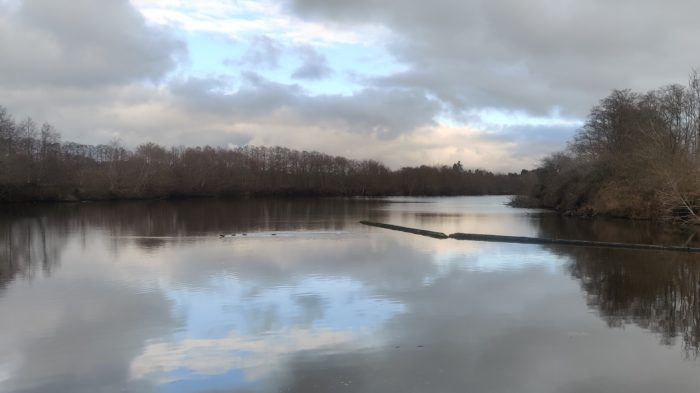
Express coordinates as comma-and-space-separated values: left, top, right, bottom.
0, 106, 525, 201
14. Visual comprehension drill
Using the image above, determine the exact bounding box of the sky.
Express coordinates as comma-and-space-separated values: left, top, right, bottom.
1, 0, 700, 171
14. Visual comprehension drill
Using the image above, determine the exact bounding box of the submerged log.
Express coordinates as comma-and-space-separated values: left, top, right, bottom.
360, 221, 700, 253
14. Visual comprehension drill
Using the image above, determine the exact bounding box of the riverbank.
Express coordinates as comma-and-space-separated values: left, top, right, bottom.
511, 75, 700, 225
508, 194, 700, 226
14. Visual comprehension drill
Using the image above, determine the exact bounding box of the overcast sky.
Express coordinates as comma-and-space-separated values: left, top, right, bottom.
1, 0, 699, 171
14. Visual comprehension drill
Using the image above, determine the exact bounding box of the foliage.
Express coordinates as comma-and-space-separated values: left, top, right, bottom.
515, 72, 700, 222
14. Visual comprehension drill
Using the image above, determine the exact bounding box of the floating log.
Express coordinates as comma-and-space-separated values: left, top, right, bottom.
448, 232, 700, 253
359, 221, 448, 239
360, 221, 700, 253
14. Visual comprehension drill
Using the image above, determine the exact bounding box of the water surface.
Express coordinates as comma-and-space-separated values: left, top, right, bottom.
1, 196, 700, 393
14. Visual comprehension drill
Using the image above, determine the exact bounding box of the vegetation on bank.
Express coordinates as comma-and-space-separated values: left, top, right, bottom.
514, 72, 700, 224
0, 106, 523, 202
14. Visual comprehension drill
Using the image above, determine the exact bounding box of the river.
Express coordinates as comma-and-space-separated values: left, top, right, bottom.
1, 196, 699, 392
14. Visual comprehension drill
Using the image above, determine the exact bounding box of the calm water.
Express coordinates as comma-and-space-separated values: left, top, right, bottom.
1, 196, 700, 393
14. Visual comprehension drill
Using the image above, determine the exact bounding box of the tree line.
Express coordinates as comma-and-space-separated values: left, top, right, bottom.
515, 72, 700, 223
0, 106, 523, 201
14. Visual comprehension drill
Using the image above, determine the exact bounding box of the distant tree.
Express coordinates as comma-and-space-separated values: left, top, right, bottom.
0, 106, 526, 201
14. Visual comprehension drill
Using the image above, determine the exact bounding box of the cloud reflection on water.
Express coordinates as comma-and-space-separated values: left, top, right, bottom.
2, 197, 700, 392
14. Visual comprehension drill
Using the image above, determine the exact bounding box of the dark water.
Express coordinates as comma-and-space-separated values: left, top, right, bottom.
1, 196, 700, 393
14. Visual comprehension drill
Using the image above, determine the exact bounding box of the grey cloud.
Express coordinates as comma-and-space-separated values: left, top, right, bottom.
231, 35, 284, 70
0, 82, 252, 149
170, 73, 301, 117
171, 74, 440, 137
291, 46, 333, 80
1, 69, 439, 153
0, 0, 184, 88
168, 129, 251, 148
299, 88, 440, 137
485, 123, 578, 159
288, 0, 700, 117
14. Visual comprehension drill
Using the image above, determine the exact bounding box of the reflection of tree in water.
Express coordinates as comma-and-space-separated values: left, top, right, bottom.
0, 208, 69, 290
536, 215, 700, 356
0, 198, 389, 287
79, 198, 388, 237
572, 251, 700, 356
